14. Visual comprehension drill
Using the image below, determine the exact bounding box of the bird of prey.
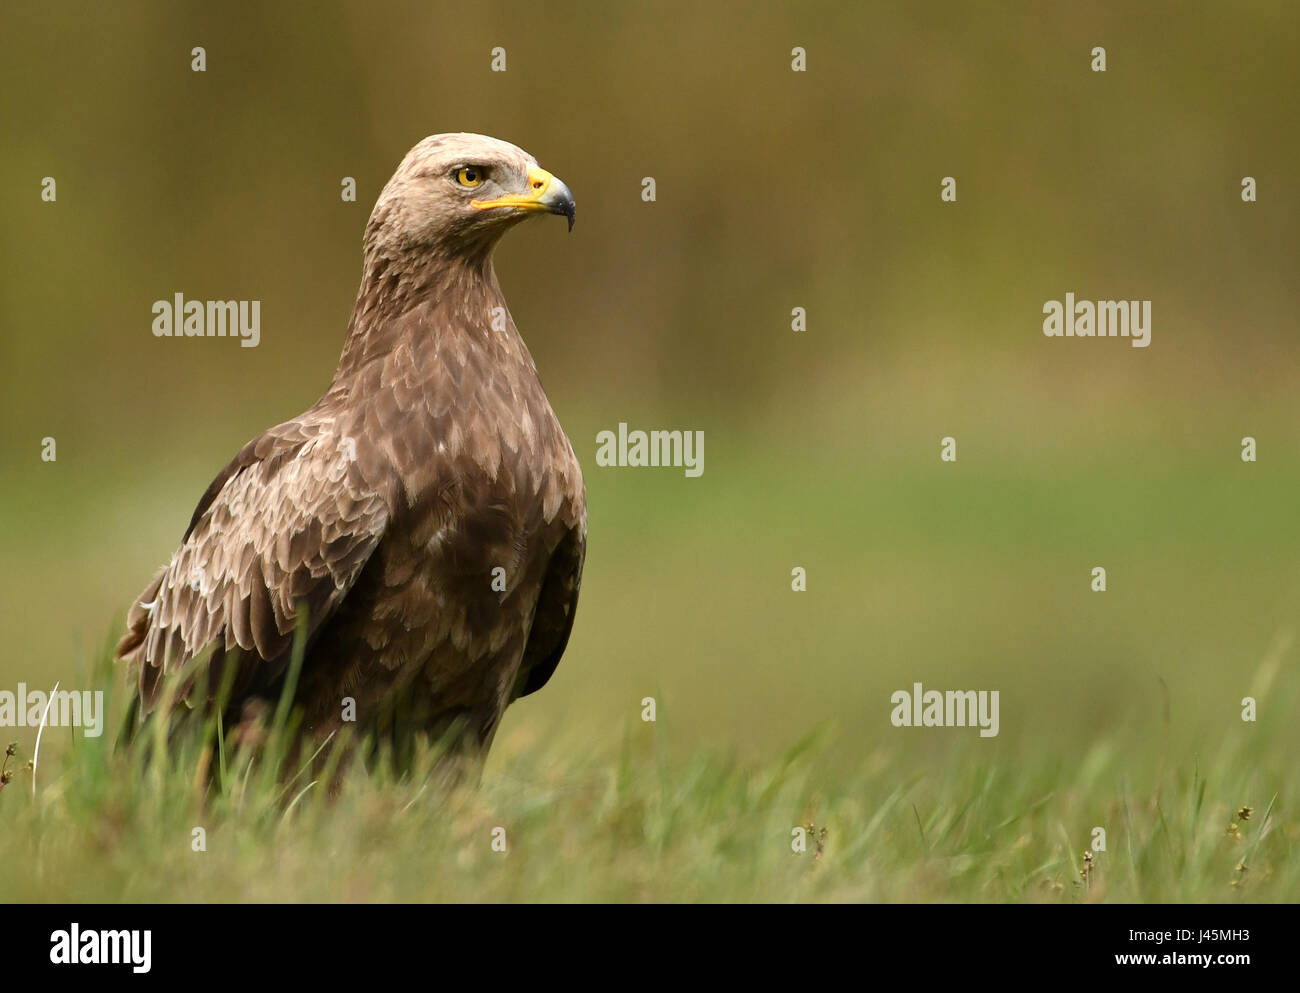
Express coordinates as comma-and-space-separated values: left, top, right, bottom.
117, 133, 585, 767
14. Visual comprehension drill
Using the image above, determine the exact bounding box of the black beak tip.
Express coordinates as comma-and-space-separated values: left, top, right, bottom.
549, 194, 576, 232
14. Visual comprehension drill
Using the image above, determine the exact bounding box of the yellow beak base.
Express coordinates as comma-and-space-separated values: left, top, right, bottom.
471, 165, 576, 230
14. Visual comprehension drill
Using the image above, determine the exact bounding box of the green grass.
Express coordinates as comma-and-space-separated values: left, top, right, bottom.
3, 432, 1298, 902
0, 643, 1293, 903
5, 411, 1299, 903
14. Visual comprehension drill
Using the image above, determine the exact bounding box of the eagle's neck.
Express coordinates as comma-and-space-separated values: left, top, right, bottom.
332, 248, 515, 385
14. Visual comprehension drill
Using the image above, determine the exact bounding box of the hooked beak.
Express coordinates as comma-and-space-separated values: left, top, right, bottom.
471, 164, 576, 231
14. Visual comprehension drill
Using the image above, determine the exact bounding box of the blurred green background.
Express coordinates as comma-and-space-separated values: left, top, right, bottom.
2, 1, 1297, 779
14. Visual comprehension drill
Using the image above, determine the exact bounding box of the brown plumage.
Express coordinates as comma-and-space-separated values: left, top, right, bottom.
117, 134, 585, 763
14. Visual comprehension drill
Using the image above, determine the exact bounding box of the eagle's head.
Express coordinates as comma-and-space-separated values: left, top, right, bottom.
366, 133, 576, 263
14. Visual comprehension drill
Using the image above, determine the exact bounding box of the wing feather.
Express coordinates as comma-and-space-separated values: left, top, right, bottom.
514, 519, 585, 699
117, 419, 389, 712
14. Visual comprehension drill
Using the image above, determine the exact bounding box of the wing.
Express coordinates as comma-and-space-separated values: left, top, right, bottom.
513, 519, 585, 699
117, 416, 389, 712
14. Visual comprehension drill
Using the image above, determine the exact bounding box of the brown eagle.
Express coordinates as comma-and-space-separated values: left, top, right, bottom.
117, 134, 585, 764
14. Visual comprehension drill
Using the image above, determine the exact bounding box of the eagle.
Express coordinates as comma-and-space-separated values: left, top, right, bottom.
117, 133, 586, 766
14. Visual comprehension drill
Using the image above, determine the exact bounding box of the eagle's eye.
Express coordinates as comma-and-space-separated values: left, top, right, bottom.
455, 166, 485, 188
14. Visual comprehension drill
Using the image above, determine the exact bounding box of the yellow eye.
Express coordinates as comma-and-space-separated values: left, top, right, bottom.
456, 166, 484, 188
